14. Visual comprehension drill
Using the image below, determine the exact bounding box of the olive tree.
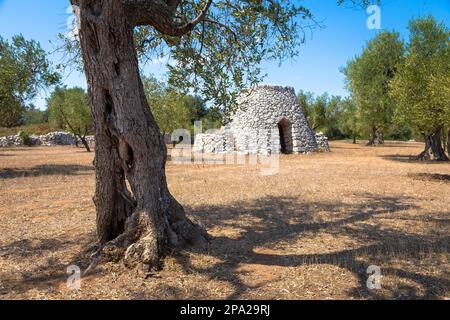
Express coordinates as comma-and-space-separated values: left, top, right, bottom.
0, 35, 59, 127
47, 87, 93, 152
390, 16, 449, 161
68, 0, 374, 272
343, 31, 404, 145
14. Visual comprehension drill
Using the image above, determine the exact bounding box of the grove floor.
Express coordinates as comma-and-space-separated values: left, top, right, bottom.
0, 141, 449, 300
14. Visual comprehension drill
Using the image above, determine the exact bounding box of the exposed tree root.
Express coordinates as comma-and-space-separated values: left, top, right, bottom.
89, 197, 209, 274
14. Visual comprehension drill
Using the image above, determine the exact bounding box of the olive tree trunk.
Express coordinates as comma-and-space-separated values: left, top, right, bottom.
445, 127, 450, 157
79, 135, 91, 153
377, 129, 384, 145
74, 0, 207, 271
418, 127, 449, 161
429, 127, 448, 161
367, 126, 376, 146
417, 134, 431, 160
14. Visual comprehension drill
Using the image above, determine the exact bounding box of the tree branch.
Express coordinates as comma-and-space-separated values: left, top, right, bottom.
203, 18, 239, 43
165, 0, 181, 11
125, 0, 213, 36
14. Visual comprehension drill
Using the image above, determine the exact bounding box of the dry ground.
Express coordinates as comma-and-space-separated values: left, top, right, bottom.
0, 141, 449, 300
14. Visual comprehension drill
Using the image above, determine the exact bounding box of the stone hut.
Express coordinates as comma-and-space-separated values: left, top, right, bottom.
194, 85, 328, 154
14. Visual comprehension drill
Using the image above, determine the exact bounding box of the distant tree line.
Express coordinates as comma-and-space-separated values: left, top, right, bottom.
303, 16, 449, 161
296, 91, 414, 144
0, 34, 222, 150
142, 75, 223, 138
30, 79, 222, 151
1, 15, 448, 161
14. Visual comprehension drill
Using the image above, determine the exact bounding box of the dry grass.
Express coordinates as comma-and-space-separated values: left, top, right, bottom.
0, 141, 449, 300
0, 124, 53, 137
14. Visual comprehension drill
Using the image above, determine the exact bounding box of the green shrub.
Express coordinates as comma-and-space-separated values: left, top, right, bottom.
18, 131, 33, 146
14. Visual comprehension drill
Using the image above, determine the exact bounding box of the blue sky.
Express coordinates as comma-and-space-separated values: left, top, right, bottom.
0, 0, 449, 109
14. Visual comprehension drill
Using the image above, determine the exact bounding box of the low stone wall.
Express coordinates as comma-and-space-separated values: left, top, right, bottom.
0, 132, 95, 148
193, 131, 229, 154
315, 132, 331, 152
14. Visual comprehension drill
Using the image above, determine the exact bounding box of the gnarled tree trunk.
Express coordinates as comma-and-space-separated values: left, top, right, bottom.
428, 127, 448, 161
418, 127, 449, 161
367, 126, 376, 146
377, 129, 384, 145
74, 0, 208, 272
417, 134, 431, 160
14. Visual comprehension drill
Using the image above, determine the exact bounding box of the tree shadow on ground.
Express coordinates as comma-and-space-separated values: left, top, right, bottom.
170, 193, 450, 299
376, 143, 422, 149
0, 148, 41, 153
337, 142, 422, 149
328, 144, 359, 150
1, 193, 447, 299
408, 173, 450, 183
0, 164, 93, 179
0, 238, 75, 259
381, 154, 450, 164
0, 232, 98, 296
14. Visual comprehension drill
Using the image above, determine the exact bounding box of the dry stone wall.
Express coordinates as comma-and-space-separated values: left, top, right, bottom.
315, 132, 331, 152
0, 132, 94, 148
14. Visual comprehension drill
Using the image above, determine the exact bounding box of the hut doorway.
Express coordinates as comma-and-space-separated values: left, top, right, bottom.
278, 118, 293, 154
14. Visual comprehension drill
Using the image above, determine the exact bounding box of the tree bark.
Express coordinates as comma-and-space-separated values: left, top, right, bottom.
353, 135, 357, 144
418, 127, 449, 161
74, 0, 208, 272
79, 135, 91, 153
446, 127, 450, 157
367, 126, 376, 146
377, 129, 384, 145
428, 127, 448, 161
417, 134, 431, 160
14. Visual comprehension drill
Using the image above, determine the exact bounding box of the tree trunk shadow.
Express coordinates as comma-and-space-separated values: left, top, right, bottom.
169, 194, 450, 299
